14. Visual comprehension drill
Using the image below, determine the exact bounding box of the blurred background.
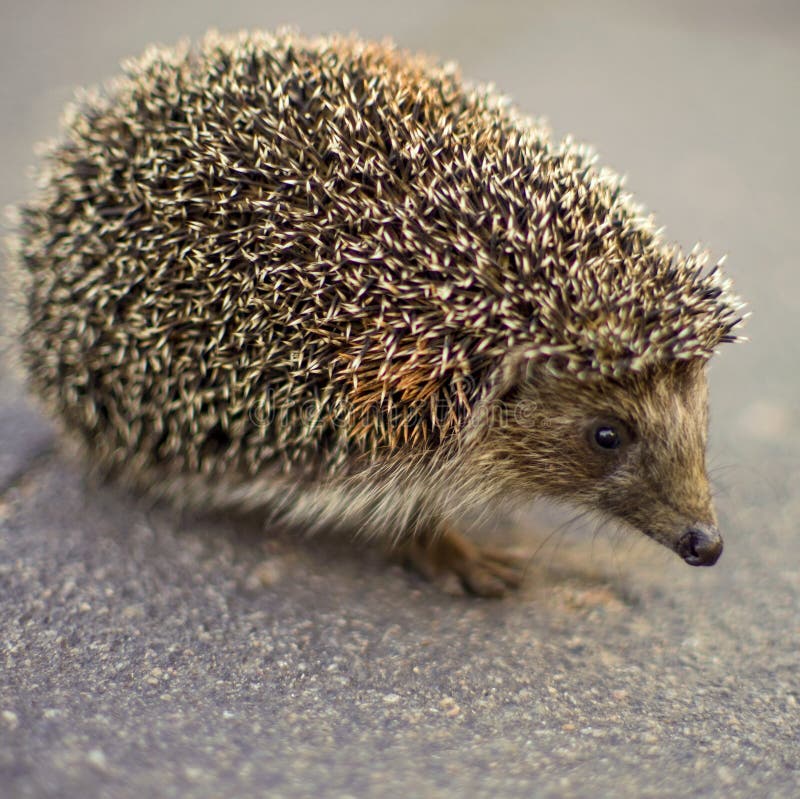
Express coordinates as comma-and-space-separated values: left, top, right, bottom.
1, 2, 798, 797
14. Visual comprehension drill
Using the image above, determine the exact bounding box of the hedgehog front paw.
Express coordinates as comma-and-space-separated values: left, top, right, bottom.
399, 526, 527, 598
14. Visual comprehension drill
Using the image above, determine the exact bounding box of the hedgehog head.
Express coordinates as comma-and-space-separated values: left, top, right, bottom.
462, 357, 722, 565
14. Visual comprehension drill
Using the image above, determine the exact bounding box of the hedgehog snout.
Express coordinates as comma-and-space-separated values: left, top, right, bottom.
675, 523, 723, 567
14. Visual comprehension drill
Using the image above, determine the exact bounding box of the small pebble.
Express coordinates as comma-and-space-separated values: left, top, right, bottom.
87, 749, 108, 772
2, 710, 19, 730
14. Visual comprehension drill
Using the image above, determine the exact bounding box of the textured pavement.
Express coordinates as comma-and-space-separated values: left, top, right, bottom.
1, 2, 799, 797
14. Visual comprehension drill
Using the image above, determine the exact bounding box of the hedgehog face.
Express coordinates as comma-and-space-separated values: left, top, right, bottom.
482, 360, 722, 566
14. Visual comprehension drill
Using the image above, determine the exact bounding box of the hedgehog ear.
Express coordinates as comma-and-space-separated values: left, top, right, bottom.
490, 349, 536, 401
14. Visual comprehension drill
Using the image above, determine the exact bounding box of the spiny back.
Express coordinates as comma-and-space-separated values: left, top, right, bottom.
16, 29, 743, 481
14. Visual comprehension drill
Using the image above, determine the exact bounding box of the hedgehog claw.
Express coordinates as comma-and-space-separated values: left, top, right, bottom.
398, 526, 527, 598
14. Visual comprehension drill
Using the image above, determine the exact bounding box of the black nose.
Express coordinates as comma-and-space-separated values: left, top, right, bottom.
677, 523, 723, 567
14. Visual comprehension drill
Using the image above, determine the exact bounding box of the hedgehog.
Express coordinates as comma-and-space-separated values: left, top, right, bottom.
8, 29, 744, 596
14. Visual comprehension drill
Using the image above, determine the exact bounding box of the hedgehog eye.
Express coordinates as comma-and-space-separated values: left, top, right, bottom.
587, 419, 629, 453
594, 426, 621, 450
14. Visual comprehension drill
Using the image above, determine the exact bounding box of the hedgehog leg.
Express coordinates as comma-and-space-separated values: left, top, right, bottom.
399, 525, 526, 598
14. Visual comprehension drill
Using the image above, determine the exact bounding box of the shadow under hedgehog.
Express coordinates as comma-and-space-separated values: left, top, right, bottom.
9, 30, 745, 596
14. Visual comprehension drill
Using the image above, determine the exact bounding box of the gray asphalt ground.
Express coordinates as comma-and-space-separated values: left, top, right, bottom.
1, 1, 799, 797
